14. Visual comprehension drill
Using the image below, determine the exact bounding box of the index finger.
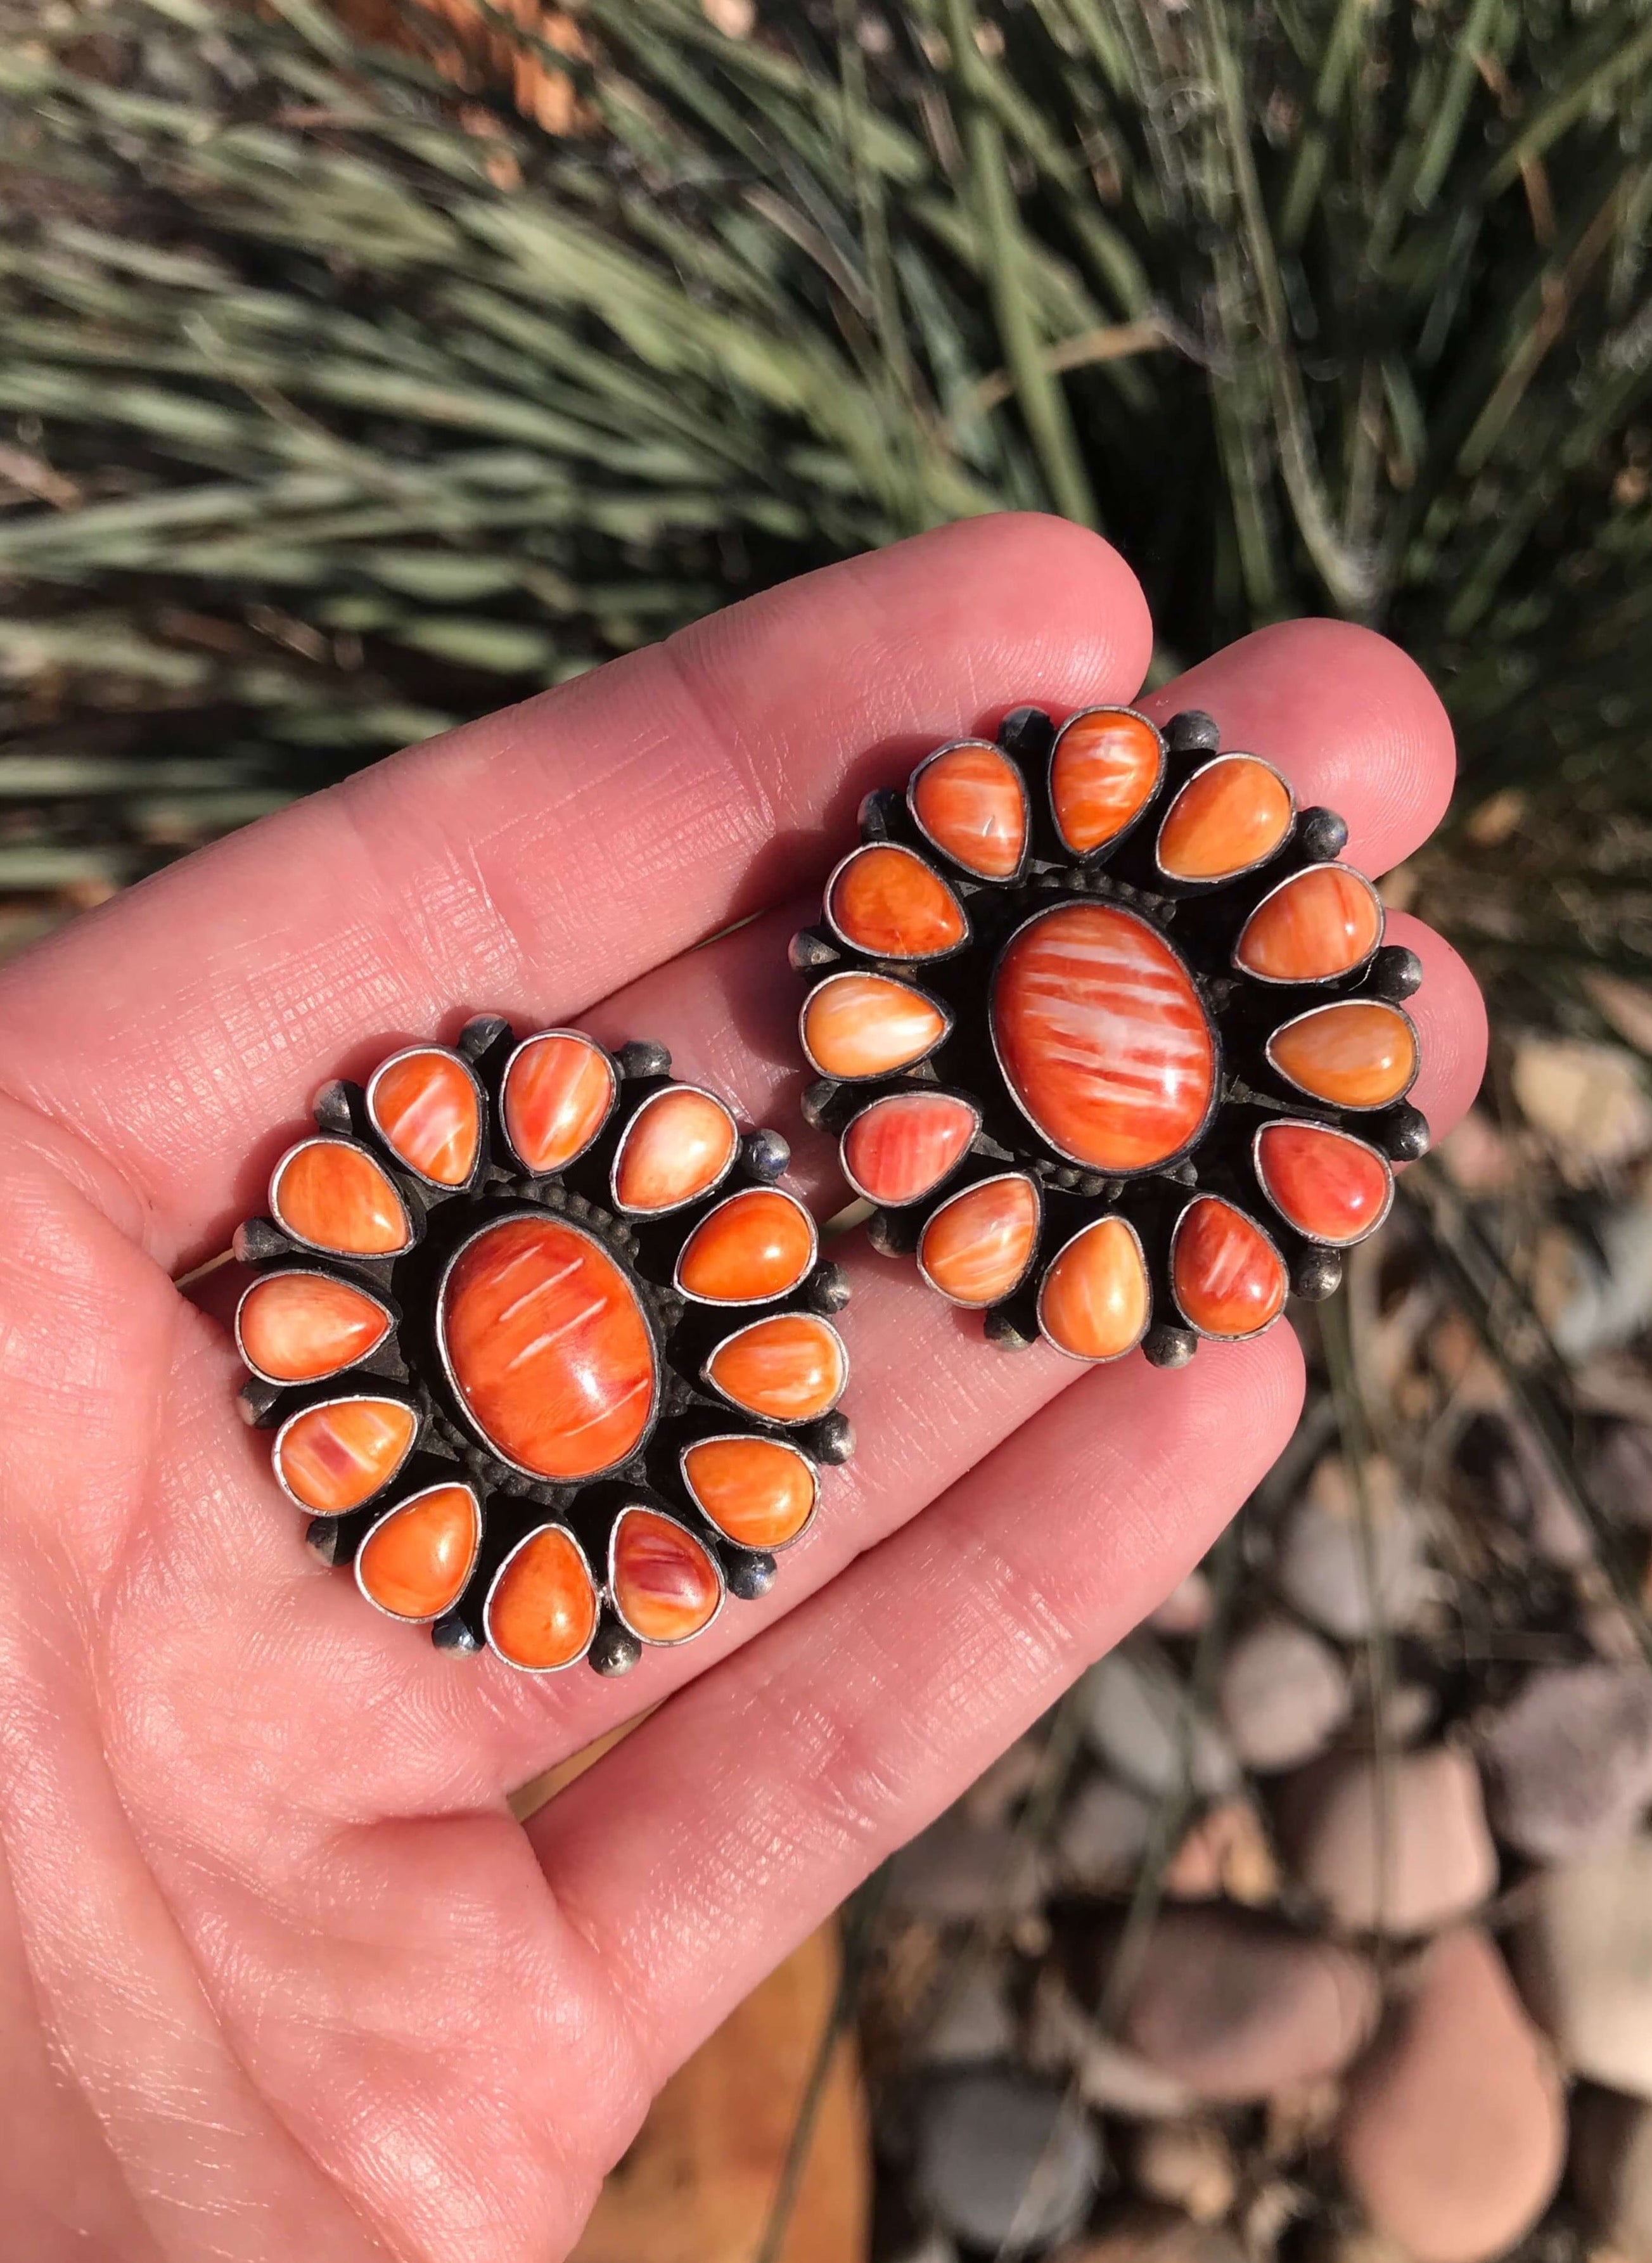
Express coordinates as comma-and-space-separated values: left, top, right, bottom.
0, 515, 1151, 1267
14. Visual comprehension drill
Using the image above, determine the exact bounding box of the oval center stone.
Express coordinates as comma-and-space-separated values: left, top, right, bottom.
992, 902, 1216, 1173
439, 1214, 657, 1480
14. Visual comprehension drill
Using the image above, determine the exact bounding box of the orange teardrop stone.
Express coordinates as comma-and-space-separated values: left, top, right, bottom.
1157, 755, 1294, 881
992, 903, 1215, 1172
842, 1090, 977, 1206
486, 1524, 598, 1671
502, 1030, 615, 1174
1039, 1216, 1151, 1361
357, 1483, 480, 1621
801, 973, 947, 1080
706, 1314, 847, 1423
237, 1271, 390, 1383
919, 1175, 1040, 1307
272, 1139, 410, 1257
682, 1436, 817, 1550
1268, 1001, 1418, 1110
1050, 708, 1163, 854
1256, 1122, 1393, 1245
440, 1215, 656, 1480
1172, 1198, 1286, 1338
368, 1048, 480, 1186
676, 1188, 815, 1303
611, 1508, 722, 1644
1236, 866, 1383, 983
612, 1086, 738, 1212
828, 844, 967, 960
274, 1396, 417, 1513
911, 742, 1028, 878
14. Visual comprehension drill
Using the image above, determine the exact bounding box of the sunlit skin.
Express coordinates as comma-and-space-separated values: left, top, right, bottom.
0, 516, 1483, 2260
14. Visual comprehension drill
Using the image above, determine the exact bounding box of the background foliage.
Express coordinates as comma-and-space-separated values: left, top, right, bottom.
1, 0, 1650, 1006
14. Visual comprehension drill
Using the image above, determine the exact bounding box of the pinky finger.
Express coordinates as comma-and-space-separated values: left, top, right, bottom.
527, 1325, 1304, 2091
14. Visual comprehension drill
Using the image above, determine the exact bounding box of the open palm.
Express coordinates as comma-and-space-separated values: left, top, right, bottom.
0, 518, 1485, 2261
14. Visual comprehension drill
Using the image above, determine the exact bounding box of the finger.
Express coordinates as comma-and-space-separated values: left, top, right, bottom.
0, 516, 1151, 1267
1140, 617, 1456, 878
528, 1327, 1305, 2086
1387, 913, 1487, 1140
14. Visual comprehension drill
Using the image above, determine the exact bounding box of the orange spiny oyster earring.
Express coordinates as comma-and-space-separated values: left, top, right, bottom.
233, 1024, 850, 1674
793, 707, 1423, 1366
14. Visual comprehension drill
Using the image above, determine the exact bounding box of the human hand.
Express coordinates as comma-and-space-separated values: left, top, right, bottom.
0, 516, 1484, 2260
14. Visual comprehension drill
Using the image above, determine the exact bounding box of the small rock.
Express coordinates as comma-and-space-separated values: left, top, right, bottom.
888, 2236, 959, 2263
1276, 1745, 1498, 1936
1163, 1799, 1279, 1906
1053, 2205, 1245, 2263
1551, 1203, 1652, 1359
1080, 1645, 1238, 1799
1263, 2077, 1343, 2163
913, 2071, 1102, 2252
1570, 2084, 1652, 2255
1218, 1619, 1351, 1773
1027, 1972, 1198, 2120
1277, 1458, 1431, 1641
1117, 1907, 1379, 2101
920, 1958, 1018, 2067
1589, 1423, 1652, 1531
1375, 1683, 1438, 1748
1481, 1663, 1652, 1862
1587, 972, 1652, 1056
1511, 1035, 1652, 1167
1149, 1571, 1213, 1637
1058, 1777, 1155, 1890
887, 1811, 1046, 1921
1242, 2179, 1312, 2255
1589, 1601, 1651, 1664
1127, 2122, 1237, 2223
1436, 1108, 1512, 1196
1336, 1927, 1565, 2263
1513, 1835, 1652, 2098
1492, 1416, 1592, 1566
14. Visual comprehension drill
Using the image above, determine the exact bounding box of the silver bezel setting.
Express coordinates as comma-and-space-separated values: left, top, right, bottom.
433, 1210, 662, 1484
607, 1503, 727, 1647
269, 1134, 416, 1259
916, 1170, 1045, 1309
498, 1027, 618, 1177
701, 1312, 850, 1424
798, 968, 954, 1082
1232, 865, 1385, 987
906, 737, 1032, 883
1035, 1214, 1151, 1364
1154, 751, 1298, 885
364, 1044, 486, 1191
607, 1081, 740, 1217
679, 1433, 821, 1553
823, 840, 973, 963
355, 1479, 483, 1624
1169, 1196, 1290, 1342
672, 1185, 820, 1306
483, 1521, 599, 1673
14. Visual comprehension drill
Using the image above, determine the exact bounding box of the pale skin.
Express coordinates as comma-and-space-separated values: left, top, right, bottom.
0, 516, 1486, 2261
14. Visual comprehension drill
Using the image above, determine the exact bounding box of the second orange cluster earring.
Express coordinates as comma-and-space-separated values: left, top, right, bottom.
791, 705, 1423, 1366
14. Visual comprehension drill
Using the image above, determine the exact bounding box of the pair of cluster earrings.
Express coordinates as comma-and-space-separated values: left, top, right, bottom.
230, 703, 1422, 1675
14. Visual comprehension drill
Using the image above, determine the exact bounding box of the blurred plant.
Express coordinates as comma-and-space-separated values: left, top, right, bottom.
0, 0, 1649, 989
